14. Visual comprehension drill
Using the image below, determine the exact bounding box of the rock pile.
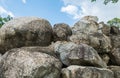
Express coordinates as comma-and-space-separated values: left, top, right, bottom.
0, 16, 120, 78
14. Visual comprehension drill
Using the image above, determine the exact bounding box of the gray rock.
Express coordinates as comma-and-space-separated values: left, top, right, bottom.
110, 35, 120, 48
61, 65, 114, 78
109, 48, 120, 65
81, 16, 98, 22
0, 47, 62, 78
70, 33, 111, 53
108, 66, 120, 78
0, 17, 53, 54
99, 22, 110, 36
100, 54, 110, 65
54, 41, 107, 68
89, 33, 111, 53
69, 33, 89, 45
110, 26, 120, 35
53, 23, 72, 41
72, 18, 98, 35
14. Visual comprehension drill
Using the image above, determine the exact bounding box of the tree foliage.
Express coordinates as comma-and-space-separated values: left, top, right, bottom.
91, 0, 119, 5
0, 15, 13, 28
107, 18, 120, 28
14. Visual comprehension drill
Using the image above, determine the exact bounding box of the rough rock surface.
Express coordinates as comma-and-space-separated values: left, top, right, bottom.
0, 47, 62, 78
70, 33, 111, 53
0, 17, 53, 54
81, 16, 98, 22
110, 26, 120, 35
61, 65, 114, 78
109, 48, 120, 65
54, 41, 107, 68
69, 33, 89, 45
100, 54, 110, 65
0, 16, 120, 78
72, 18, 98, 35
53, 23, 72, 41
89, 33, 111, 53
110, 35, 120, 48
108, 66, 120, 78
98, 22, 110, 36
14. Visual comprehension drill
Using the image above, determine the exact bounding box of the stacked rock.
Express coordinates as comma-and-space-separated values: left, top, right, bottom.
0, 16, 119, 78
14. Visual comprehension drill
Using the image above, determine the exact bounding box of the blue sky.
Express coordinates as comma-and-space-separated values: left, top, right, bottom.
0, 0, 120, 26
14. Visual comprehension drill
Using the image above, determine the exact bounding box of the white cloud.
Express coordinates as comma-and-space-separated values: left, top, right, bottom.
61, 0, 120, 22
22, 0, 26, 4
61, 5, 80, 19
0, 6, 14, 17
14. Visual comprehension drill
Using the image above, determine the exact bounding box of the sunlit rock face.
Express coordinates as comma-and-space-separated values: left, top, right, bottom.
0, 47, 62, 78
61, 65, 114, 78
0, 16, 120, 78
0, 17, 53, 54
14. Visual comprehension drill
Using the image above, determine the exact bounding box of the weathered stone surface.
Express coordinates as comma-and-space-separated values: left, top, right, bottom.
99, 22, 110, 36
89, 33, 111, 53
108, 66, 120, 78
0, 17, 53, 54
70, 33, 111, 53
0, 47, 62, 78
61, 65, 114, 78
81, 16, 98, 22
69, 33, 89, 45
72, 19, 98, 35
110, 35, 120, 48
110, 26, 120, 35
53, 23, 72, 41
100, 54, 110, 65
109, 48, 120, 65
54, 41, 107, 68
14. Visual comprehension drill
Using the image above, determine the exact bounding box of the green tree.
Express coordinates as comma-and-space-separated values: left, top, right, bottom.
91, 0, 119, 5
107, 18, 120, 28
0, 15, 13, 28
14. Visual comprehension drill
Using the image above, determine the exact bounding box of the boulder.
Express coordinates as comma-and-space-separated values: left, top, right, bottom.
53, 23, 72, 41
0, 17, 53, 54
89, 33, 111, 53
72, 17, 98, 35
110, 35, 120, 48
110, 26, 120, 35
61, 65, 114, 78
81, 16, 98, 22
0, 47, 62, 78
99, 54, 110, 65
69, 33, 89, 44
54, 41, 107, 68
108, 66, 120, 78
99, 22, 110, 36
109, 48, 120, 65
70, 33, 111, 53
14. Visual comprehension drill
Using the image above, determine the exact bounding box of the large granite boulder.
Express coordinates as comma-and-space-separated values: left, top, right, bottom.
0, 17, 53, 54
72, 17, 98, 35
61, 65, 114, 78
81, 16, 98, 22
69, 33, 89, 45
109, 48, 120, 65
53, 23, 72, 41
110, 26, 120, 35
89, 33, 111, 53
54, 41, 107, 68
0, 46, 62, 78
98, 22, 110, 36
70, 33, 111, 53
108, 66, 120, 78
110, 35, 120, 48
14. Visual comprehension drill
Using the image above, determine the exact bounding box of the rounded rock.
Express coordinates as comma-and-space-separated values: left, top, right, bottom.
0, 17, 53, 54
